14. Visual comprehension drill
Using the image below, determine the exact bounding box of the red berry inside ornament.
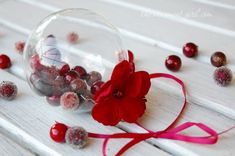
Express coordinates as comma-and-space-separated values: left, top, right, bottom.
0, 54, 11, 69
15, 41, 25, 54
91, 81, 104, 95
30, 54, 43, 71
50, 122, 68, 143
183, 42, 198, 58
59, 63, 70, 76
72, 66, 87, 79
65, 70, 80, 83
165, 55, 182, 72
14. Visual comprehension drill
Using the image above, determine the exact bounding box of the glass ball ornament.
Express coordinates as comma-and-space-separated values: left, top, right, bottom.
23, 8, 127, 112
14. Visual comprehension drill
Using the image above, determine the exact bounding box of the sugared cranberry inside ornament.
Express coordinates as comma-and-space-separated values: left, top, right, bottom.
213, 66, 233, 87
50, 122, 68, 143
60, 92, 80, 111
65, 126, 88, 148
91, 81, 104, 95
0, 81, 18, 100
86, 71, 102, 86
211, 52, 227, 67
15, 41, 25, 54
165, 55, 182, 72
72, 66, 87, 79
183, 42, 198, 58
0, 54, 11, 69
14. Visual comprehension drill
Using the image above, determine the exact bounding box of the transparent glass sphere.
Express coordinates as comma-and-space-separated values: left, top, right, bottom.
23, 8, 126, 112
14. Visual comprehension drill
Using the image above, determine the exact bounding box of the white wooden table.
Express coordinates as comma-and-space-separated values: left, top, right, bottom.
0, 0, 235, 155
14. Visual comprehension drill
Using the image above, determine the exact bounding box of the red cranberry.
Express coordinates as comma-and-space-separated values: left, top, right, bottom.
65, 70, 79, 83
211, 52, 226, 67
0, 81, 18, 100
15, 41, 25, 54
72, 66, 87, 79
40, 66, 59, 81
65, 126, 88, 148
67, 32, 79, 44
30, 54, 43, 71
183, 42, 198, 58
91, 81, 104, 95
213, 66, 233, 86
86, 71, 102, 86
165, 55, 182, 72
70, 78, 87, 94
50, 122, 68, 143
0, 54, 11, 69
59, 63, 70, 76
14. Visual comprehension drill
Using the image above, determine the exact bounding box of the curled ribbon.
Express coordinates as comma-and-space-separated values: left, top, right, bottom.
86, 51, 234, 156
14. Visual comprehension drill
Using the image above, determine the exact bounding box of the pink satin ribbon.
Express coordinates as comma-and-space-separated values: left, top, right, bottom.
87, 72, 234, 156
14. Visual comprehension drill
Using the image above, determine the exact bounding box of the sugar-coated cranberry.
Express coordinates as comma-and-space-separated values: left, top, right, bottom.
67, 32, 79, 44
213, 66, 233, 87
86, 71, 102, 86
65, 126, 88, 148
30, 54, 43, 71
59, 63, 70, 76
65, 70, 80, 83
165, 55, 182, 72
72, 66, 87, 79
70, 78, 87, 94
91, 81, 104, 95
60, 92, 80, 111
0, 54, 11, 69
183, 42, 198, 58
50, 122, 68, 143
15, 41, 25, 54
0, 81, 17, 100
211, 52, 226, 67
46, 95, 60, 106
40, 66, 59, 81
52, 76, 70, 96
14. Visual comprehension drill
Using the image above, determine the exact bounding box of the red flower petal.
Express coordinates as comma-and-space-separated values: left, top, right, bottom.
111, 60, 131, 88
94, 80, 113, 102
92, 97, 121, 126
125, 71, 151, 98
120, 97, 146, 123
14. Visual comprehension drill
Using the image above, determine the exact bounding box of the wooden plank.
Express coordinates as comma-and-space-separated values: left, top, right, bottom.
0, 133, 34, 156
0, 1, 235, 156
192, 0, 235, 10
9, 0, 235, 124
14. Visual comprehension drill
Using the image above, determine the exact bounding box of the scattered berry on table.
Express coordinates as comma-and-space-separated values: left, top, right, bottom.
0, 81, 18, 100
15, 41, 25, 54
67, 32, 79, 44
65, 126, 88, 149
50, 122, 68, 143
0, 54, 11, 69
183, 42, 198, 58
210, 52, 227, 67
165, 55, 182, 72
213, 66, 233, 87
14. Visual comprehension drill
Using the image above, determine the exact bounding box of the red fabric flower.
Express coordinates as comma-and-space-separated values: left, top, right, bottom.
92, 60, 151, 126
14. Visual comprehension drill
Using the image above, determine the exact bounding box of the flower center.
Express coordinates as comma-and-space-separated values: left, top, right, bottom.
113, 90, 124, 98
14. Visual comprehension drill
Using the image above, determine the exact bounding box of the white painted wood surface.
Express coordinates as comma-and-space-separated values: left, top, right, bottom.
0, 0, 234, 156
